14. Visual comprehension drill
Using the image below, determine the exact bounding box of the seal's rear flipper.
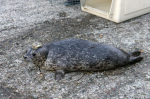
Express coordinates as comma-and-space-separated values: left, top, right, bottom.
129, 51, 141, 57
129, 56, 143, 64
55, 70, 65, 81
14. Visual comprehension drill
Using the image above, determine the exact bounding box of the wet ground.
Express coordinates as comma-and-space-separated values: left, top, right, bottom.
0, 0, 150, 98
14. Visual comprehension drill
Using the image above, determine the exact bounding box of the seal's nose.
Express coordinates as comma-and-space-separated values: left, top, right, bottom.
23, 56, 27, 59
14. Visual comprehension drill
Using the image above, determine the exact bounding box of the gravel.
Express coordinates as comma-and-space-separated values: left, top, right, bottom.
0, 0, 150, 98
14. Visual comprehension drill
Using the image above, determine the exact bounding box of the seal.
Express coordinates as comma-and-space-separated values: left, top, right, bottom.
23, 39, 143, 81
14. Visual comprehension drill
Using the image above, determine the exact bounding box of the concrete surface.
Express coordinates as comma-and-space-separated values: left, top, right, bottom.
0, 0, 150, 99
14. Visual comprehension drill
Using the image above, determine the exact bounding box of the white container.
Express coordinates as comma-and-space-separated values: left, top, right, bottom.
81, 0, 150, 23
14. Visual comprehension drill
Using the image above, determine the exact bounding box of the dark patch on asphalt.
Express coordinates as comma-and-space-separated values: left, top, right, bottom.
30, 14, 99, 43
0, 85, 34, 99
1, 14, 99, 49
58, 11, 67, 17
0, 52, 5, 55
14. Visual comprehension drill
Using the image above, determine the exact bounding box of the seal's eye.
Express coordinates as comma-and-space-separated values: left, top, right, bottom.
26, 50, 27, 53
32, 53, 36, 56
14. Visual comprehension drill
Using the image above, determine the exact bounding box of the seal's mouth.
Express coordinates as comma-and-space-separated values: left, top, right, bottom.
22, 57, 32, 62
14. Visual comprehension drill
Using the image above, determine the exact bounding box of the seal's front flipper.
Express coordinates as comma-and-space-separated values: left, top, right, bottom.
130, 51, 141, 57
55, 70, 65, 81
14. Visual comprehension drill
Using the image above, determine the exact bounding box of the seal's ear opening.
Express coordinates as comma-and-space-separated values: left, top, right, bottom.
31, 42, 42, 50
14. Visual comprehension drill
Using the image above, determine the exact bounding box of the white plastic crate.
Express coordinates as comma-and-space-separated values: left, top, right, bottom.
81, 0, 150, 23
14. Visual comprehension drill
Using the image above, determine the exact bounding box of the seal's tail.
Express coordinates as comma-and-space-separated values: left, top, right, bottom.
129, 51, 141, 57
129, 50, 143, 64
129, 56, 143, 64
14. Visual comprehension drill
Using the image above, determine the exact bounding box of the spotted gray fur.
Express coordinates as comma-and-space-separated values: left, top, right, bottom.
23, 39, 143, 81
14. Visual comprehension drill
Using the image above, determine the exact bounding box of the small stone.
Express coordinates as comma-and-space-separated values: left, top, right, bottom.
119, 95, 124, 99
37, 71, 40, 74
145, 73, 150, 80
77, 19, 82, 22
100, 35, 103, 38
140, 50, 144, 52
15, 90, 19, 92
9, 64, 15, 67
40, 73, 43, 77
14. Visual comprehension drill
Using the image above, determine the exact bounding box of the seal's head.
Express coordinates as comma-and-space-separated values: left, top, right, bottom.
23, 42, 49, 66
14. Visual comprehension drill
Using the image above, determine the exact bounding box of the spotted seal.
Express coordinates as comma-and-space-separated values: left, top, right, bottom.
23, 39, 143, 80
